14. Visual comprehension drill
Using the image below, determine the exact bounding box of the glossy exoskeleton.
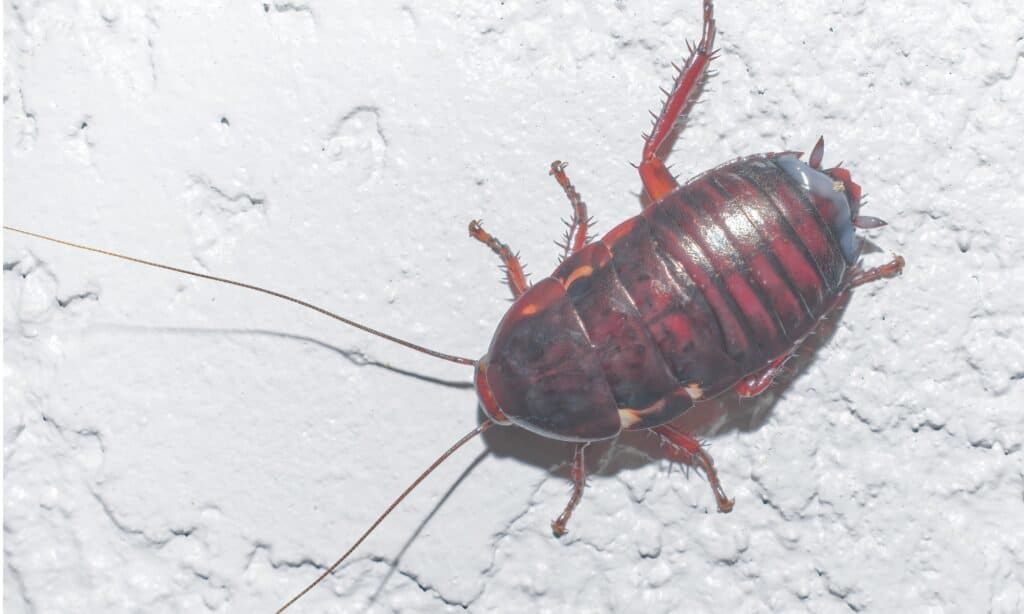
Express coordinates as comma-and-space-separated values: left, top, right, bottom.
472, 0, 903, 535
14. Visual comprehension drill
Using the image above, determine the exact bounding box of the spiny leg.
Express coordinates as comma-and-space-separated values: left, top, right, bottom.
551, 443, 587, 537
639, 0, 718, 203
849, 255, 905, 288
549, 160, 591, 260
735, 353, 791, 398
738, 251, 903, 398
652, 423, 734, 513
469, 220, 528, 299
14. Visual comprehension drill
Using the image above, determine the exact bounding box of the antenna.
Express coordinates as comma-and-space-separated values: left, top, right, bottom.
276, 420, 493, 612
5, 225, 494, 609
4, 226, 476, 366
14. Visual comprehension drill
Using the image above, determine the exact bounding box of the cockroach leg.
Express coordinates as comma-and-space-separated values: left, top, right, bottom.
549, 160, 591, 260
849, 255, 905, 288
469, 220, 529, 298
638, 0, 717, 202
653, 424, 734, 513
735, 353, 791, 398
551, 443, 588, 537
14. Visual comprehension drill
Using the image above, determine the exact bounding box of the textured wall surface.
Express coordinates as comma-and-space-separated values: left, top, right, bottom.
4, 1, 1022, 612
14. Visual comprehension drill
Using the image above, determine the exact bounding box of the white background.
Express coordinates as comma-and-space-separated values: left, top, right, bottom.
4, 1, 1023, 612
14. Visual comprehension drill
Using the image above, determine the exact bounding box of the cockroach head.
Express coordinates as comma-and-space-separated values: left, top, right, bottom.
474, 358, 511, 425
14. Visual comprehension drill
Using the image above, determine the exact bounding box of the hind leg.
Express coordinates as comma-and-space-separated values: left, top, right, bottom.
850, 255, 905, 288
638, 0, 718, 203
735, 354, 792, 398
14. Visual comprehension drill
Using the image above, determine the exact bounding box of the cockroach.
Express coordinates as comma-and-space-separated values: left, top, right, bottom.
4, 0, 903, 610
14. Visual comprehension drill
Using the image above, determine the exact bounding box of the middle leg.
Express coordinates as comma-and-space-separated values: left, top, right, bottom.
653, 423, 734, 513
470, 159, 595, 299
549, 160, 591, 261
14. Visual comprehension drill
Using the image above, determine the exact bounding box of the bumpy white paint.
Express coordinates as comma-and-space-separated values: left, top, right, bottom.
5, 1, 1023, 612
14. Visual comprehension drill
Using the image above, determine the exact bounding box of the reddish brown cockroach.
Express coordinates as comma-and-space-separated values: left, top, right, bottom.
4, 1, 903, 611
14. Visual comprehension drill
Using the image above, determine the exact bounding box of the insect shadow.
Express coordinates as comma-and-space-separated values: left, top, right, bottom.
102, 227, 875, 598
478, 204, 886, 491
481, 285, 854, 482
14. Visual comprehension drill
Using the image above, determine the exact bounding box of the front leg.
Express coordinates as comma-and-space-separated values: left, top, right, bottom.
551, 443, 588, 537
469, 220, 529, 299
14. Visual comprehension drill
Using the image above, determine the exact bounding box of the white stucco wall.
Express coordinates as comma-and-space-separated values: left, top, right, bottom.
4, 1, 1022, 612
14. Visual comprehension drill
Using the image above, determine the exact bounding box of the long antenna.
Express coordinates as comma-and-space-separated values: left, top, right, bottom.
4, 226, 476, 366
276, 419, 494, 612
